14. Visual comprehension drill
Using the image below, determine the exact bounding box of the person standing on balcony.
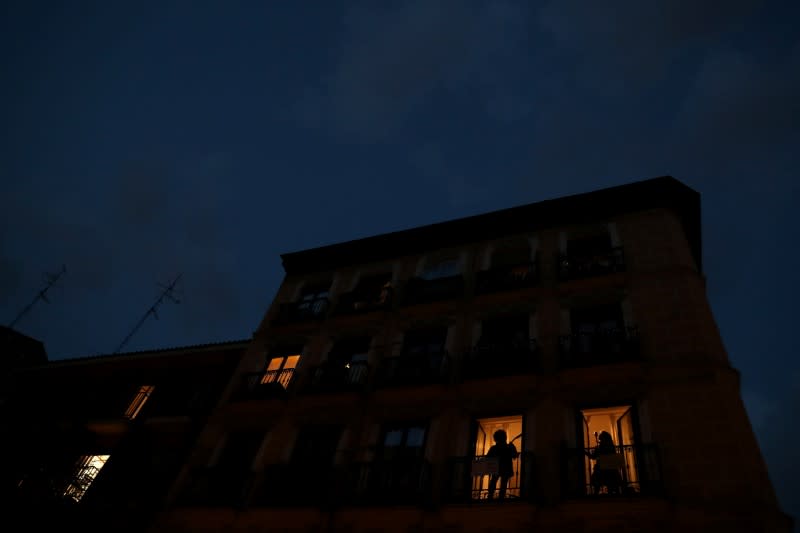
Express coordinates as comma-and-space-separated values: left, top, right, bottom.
587, 431, 624, 495
486, 429, 519, 499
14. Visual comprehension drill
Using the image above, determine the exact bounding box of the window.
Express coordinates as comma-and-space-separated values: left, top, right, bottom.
297, 281, 331, 316
62, 455, 110, 502
379, 423, 427, 460
124, 385, 155, 420
262, 351, 301, 389
402, 327, 447, 356
470, 415, 523, 500
479, 313, 529, 346
420, 258, 459, 280
576, 405, 639, 495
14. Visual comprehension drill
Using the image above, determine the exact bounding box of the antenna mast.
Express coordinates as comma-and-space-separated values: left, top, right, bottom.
8, 264, 67, 329
114, 273, 182, 354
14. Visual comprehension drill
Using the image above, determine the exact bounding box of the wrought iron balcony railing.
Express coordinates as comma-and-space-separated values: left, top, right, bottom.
302, 360, 369, 394
235, 369, 295, 400
557, 246, 625, 281
462, 338, 540, 379
444, 452, 535, 503
332, 289, 393, 315
475, 261, 539, 294
348, 458, 432, 505
402, 275, 465, 306
558, 326, 640, 368
272, 297, 330, 325
176, 466, 255, 507
561, 443, 662, 498
376, 351, 450, 387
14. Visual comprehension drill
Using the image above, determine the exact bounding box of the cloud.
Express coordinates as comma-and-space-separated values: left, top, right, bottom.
291, 0, 535, 142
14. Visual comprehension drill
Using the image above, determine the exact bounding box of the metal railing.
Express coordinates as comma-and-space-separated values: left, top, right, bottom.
557, 246, 625, 281
558, 326, 640, 368
475, 260, 539, 294
348, 458, 432, 505
272, 297, 330, 325
236, 368, 295, 400
444, 452, 534, 503
303, 360, 370, 394
401, 275, 465, 306
332, 288, 393, 315
376, 351, 451, 387
561, 443, 662, 498
462, 338, 540, 379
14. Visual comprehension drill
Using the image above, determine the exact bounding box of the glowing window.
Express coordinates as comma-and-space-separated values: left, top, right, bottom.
471, 415, 523, 500
124, 385, 155, 419
262, 354, 300, 389
63, 455, 110, 502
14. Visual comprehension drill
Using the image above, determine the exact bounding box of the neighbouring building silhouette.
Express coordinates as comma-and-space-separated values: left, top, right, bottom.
3, 176, 792, 532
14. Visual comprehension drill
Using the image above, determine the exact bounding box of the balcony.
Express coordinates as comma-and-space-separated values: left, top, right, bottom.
475, 260, 539, 294
333, 289, 392, 315
272, 297, 330, 325
376, 351, 450, 388
348, 458, 432, 505
444, 452, 535, 503
235, 369, 294, 400
302, 360, 369, 394
557, 246, 625, 281
558, 326, 640, 368
402, 275, 465, 306
176, 466, 254, 507
561, 443, 662, 498
462, 339, 540, 380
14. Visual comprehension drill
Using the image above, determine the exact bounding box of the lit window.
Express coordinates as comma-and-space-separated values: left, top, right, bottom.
62, 455, 110, 502
262, 354, 300, 389
124, 385, 155, 419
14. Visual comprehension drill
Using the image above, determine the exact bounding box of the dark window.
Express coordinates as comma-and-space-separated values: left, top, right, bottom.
480, 313, 530, 345
402, 327, 447, 356
379, 423, 427, 460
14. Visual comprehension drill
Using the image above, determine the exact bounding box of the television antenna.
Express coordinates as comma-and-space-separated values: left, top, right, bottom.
8, 264, 67, 329
114, 273, 182, 354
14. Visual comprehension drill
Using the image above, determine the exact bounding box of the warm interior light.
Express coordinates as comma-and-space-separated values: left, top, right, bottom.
472, 415, 523, 499
580, 405, 637, 492
124, 385, 155, 419
262, 354, 301, 388
62, 454, 110, 502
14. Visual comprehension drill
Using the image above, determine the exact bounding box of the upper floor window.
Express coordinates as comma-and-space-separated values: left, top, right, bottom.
263, 346, 303, 389
402, 326, 448, 356
559, 226, 624, 281
421, 258, 459, 280
297, 281, 331, 315
559, 303, 639, 367
124, 385, 155, 420
336, 272, 393, 314
62, 454, 110, 502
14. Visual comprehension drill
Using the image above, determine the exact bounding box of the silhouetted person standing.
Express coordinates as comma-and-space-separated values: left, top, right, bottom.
486, 429, 518, 499
587, 431, 623, 494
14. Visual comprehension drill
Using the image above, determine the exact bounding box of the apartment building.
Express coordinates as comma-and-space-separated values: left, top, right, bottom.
148, 176, 791, 532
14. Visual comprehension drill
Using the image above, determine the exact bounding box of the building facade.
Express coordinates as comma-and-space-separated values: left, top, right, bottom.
5, 176, 791, 532
148, 176, 791, 532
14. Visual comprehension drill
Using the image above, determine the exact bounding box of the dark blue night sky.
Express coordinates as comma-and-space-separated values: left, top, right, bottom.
2, 0, 798, 524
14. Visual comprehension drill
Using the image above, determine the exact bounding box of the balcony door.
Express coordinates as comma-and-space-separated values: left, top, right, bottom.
577, 405, 639, 494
